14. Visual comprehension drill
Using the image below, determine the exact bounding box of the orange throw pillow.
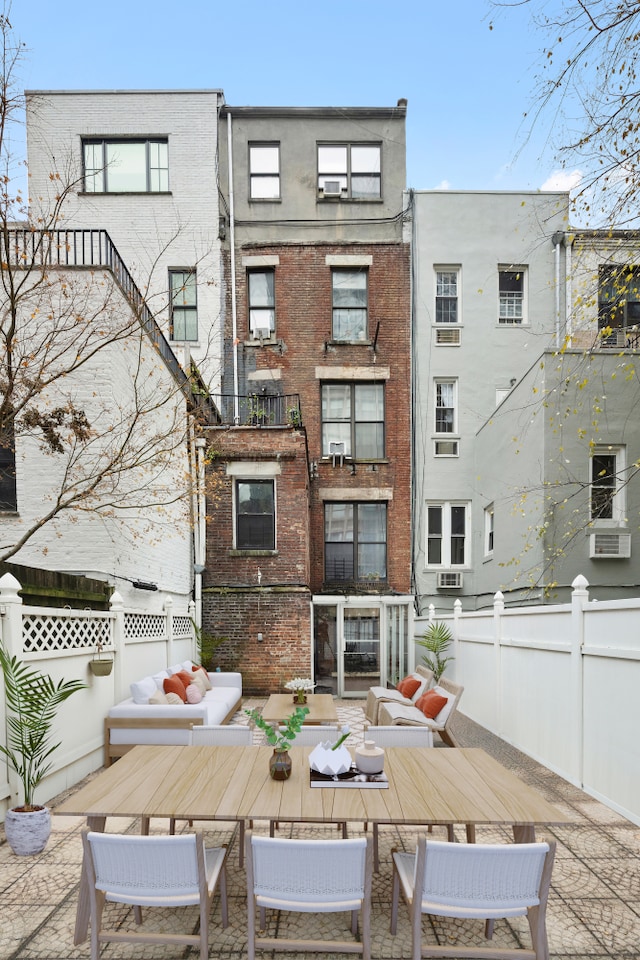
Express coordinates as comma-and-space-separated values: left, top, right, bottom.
163, 675, 187, 702
396, 674, 413, 694
415, 690, 448, 719
400, 677, 421, 699
174, 670, 194, 689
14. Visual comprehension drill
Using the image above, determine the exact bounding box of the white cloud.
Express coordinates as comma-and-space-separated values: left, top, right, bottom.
540, 169, 583, 193
433, 179, 451, 190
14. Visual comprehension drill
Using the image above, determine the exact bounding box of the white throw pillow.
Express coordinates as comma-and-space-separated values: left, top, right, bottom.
148, 688, 169, 705
130, 676, 157, 704
152, 670, 170, 689
432, 686, 456, 724
165, 692, 184, 705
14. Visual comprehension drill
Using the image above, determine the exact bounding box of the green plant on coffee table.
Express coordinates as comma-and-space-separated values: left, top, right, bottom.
416, 620, 454, 683
245, 705, 310, 751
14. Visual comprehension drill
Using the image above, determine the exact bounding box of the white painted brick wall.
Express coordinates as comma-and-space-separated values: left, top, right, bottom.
5, 267, 193, 608
26, 90, 224, 390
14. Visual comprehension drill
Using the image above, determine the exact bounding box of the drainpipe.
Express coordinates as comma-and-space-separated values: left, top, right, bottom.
227, 111, 239, 422
552, 231, 565, 348
193, 436, 207, 629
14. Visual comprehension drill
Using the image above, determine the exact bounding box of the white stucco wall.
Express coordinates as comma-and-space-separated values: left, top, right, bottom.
25, 89, 224, 389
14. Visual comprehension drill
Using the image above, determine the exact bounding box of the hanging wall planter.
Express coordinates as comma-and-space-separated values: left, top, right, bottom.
89, 642, 113, 676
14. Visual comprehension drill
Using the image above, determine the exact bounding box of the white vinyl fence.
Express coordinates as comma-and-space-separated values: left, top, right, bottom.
0, 572, 195, 820
415, 574, 640, 826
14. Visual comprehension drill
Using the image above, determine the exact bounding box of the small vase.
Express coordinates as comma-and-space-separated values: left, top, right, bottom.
269, 749, 292, 780
293, 692, 307, 705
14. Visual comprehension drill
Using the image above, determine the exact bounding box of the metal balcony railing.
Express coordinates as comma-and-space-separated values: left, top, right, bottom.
3, 228, 218, 422
209, 394, 302, 427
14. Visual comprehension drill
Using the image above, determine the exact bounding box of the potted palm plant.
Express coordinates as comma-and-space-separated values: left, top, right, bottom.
0, 642, 85, 855
416, 620, 454, 683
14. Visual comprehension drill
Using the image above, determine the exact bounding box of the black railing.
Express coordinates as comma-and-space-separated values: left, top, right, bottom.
209, 393, 302, 427
3, 229, 218, 423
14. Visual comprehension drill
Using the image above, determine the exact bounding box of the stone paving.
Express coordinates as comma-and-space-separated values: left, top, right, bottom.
1, 701, 639, 960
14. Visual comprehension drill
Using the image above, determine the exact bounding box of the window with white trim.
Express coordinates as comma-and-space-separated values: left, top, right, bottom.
249, 143, 280, 199
324, 502, 387, 581
434, 380, 456, 434
83, 139, 169, 192
318, 143, 381, 199
435, 269, 459, 324
498, 267, 526, 324
236, 479, 275, 550
321, 382, 384, 459
426, 502, 469, 567
169, 270, 198, 341
332, 269, 368, 341
590, 446, 626, 524
484, 505, 494, 557
248, 269, 275, 338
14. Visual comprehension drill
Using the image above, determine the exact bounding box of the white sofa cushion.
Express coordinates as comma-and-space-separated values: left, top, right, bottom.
130, 676, 157, 704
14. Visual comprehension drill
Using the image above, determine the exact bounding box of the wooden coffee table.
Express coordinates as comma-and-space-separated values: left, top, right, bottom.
261, 693, 338, 725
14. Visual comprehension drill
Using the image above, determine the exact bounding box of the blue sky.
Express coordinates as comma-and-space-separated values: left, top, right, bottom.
12, 0, 577, 194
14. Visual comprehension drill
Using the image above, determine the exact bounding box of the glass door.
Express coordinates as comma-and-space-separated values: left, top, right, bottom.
342, 606, 380, 696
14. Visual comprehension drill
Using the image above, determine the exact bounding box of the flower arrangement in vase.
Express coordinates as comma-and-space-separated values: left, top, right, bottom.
245, 705, 310, 780
283, 677, 315, 704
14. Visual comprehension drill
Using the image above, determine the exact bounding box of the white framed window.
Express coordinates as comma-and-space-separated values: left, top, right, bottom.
169, 269, 198, 341
249, 143, 280, 199
498, 267, 527, 324
83, 139, 169, 193
248, 269, 275, 338
426, 502, 469, 567
318, 143, 381, 199
435, 268, 459, 324
434, 379, 457, 434
590, 445, 626, 525
484, 505, 494, 557
332, 269, 368, 340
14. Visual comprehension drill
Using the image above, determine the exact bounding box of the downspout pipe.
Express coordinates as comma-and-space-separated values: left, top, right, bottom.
552, 231, 565, 348
227, 111, 239, 422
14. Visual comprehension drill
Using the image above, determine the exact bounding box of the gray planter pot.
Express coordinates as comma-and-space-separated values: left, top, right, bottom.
4, 805, 51, 856
89, 659, 113, 676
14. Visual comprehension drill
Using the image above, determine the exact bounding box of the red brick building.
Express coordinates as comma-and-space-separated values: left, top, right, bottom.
204, 104, 413, 696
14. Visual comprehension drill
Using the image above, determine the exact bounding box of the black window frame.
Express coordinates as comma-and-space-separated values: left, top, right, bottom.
236, 479, 275, 551
317, 142, 382, 200
321, 382, 385, 460
324, 501, 387, 583
0, 416, 17, 512
82, 138, 169, 193
598, 264, 640, 335
169, 269, 198, 342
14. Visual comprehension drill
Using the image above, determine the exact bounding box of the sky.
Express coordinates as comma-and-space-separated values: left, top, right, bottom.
11, 0, 577, 195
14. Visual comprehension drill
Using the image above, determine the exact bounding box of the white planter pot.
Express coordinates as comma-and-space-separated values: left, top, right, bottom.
4, 805, 51, 856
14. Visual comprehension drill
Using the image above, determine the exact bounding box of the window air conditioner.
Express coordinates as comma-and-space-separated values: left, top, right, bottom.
252, 327, 271, 341
322, 180, 343, 196
329, 441, 347, 466
436, 571, 463, 589
589, 532, 631, 558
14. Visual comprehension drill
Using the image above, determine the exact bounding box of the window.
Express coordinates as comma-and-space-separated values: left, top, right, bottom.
83, 139, 169, 192
248, 269, 275, 338
169, 270, 198, 341
0, 418, 16, 511
498, 268, 525, 324
590, 446, 625, 523
598, 265, 640, 342
484, 505, 494, 557
426, 502, 469, 567
332, 269, 368, 340
236, 480, 275, 550
318, 144, 381, 199
321, 383, 384, 459
325, 502, 387, 581
249, 143, 280, 199
434, 380, 456, 434
435, 270, 459, 324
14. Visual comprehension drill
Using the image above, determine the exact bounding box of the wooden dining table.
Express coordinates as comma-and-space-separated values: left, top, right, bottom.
56, 744, 570, 944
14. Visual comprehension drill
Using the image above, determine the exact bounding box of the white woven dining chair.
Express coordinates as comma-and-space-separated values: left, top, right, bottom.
246, 830, 373, 960
390, 837, 556, 960
169, 723, 254, 863
81, 828, 228, 960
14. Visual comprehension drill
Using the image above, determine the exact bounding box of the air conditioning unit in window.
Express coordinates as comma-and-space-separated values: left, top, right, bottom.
589, 532, 631, 558
252, 327, 271, 341
322, 180, 343, 196
436, 571, 463, 589
329, 441, 348, 466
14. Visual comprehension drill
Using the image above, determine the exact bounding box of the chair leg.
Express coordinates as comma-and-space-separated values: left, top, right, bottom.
465, 823, 476, 843
373, 823, 380, 872
484, 919, 495, 939
390, 858, 400, 935
133, 904, 143, 925
219, 861, 229, 928
140, 816, 150, 835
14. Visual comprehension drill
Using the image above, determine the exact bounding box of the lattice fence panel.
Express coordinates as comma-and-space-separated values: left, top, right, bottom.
124, 613, 166, 641
22, 614, 112, 654
173, 616, 193, 639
